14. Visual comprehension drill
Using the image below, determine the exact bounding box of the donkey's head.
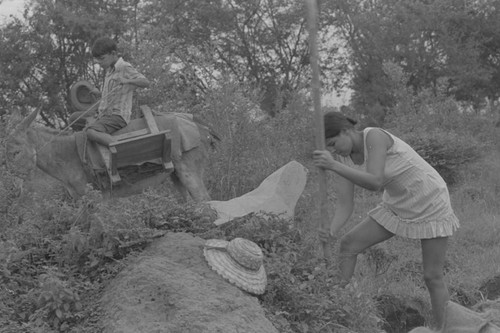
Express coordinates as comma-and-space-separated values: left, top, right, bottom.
4, 108, 40, 178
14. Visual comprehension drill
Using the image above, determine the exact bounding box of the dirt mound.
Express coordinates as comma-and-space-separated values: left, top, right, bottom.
100, 232, 278, 333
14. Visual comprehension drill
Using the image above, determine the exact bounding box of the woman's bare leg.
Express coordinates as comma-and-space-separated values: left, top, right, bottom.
421, 237, 449, 329
339, 216, 394, 283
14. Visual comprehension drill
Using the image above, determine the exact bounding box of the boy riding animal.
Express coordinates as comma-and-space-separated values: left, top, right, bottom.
4, 37, 216, 202
5, 108, 216, 202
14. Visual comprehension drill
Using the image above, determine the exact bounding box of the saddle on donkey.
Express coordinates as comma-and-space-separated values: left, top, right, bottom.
74, 105, 203, 190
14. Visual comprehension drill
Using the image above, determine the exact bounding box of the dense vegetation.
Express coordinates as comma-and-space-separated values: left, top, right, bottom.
2, 0, 500, 332
1, 0, 500, 124
2, 84, 500, 332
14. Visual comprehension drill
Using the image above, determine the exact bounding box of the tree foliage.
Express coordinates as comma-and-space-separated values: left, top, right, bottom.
329, 0, 500, 122
139, 0, 347, 115
2, 0, 500, 126
0, 0, 137, 126
0, 0, 351, 125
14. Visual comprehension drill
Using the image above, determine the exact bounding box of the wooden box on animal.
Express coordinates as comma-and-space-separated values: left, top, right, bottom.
94, 105, 174, 184
105, 130, 173, 183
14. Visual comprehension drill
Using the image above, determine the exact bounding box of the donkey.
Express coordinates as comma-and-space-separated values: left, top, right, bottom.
4, 108, 216, 202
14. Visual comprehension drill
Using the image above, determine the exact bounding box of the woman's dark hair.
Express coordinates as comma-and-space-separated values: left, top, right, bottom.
91, 37, 118, 58
324, 111, 358, 138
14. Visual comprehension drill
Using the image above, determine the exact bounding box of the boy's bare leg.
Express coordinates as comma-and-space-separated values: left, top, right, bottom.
87, 128, 114, 146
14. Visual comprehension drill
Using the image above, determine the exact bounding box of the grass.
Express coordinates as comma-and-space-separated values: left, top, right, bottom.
2, 89, 500, 332
2, 157, 499, 332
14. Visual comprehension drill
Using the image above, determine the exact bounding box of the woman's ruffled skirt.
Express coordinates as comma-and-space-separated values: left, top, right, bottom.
369, 203, 460, 239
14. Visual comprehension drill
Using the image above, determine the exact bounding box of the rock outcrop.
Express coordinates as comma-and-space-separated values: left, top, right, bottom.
100, 232, 278, 333
208, 160, 307, 225
409, 301, 500, 333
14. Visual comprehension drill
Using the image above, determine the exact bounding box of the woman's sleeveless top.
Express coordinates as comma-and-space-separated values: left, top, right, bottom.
349, 128, 460, 239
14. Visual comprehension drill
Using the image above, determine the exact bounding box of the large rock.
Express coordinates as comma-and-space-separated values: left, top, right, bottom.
100, 232, 278, 333
409, 301, 500, 333
208, 160, 307, 225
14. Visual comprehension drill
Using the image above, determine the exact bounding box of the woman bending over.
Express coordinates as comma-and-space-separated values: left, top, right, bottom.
313, 112, 459, 329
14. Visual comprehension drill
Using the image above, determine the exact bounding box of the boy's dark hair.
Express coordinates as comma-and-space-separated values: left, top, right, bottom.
91, 37, 117, 58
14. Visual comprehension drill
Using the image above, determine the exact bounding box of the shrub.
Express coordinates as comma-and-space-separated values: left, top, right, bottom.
191, 79, 315, 200
31, 269, 83, 330
3, 76, 499, 333
402, 129, 485, 186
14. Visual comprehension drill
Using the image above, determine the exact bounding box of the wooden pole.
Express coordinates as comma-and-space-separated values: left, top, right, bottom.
306, 0, 331, 261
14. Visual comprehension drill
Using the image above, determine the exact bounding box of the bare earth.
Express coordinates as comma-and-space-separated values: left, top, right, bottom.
99, 232, 278, 333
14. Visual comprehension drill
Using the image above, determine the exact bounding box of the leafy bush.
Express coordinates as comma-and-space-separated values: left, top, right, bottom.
380, 61, 495, 186
190, 79, 315, 200
2, 77, 500, 332
0, 184, 219, 331
31, 269, 83, 330
402, 129, 485, 186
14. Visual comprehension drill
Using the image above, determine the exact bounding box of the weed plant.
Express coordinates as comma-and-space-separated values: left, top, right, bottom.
1, 80, 500, 332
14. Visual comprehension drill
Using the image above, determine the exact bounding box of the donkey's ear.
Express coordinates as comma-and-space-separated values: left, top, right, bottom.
15, 107, 41, 132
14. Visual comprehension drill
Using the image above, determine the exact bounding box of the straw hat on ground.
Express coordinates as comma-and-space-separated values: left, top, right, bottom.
203, 238, 267, 295
70, 80, 98, 111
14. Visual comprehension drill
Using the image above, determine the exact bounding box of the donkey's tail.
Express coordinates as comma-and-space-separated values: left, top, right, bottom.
192, 115, 221, 142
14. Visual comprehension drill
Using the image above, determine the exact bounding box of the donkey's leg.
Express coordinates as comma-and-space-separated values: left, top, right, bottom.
169, 171, 190, 203
171, 167, 210, 202
172, 147, 211, 202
